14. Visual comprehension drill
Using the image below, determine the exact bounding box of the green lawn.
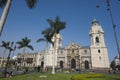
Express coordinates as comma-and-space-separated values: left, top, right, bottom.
0, 73, 120, 80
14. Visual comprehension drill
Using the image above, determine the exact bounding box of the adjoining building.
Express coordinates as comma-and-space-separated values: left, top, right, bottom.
110, 55, 120, 70
17, 53, 37, 67
17, 18, 110, 70
114, 56, 120, 66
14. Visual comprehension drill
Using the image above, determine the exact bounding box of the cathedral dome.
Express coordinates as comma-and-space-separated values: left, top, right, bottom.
89, 18, 104, 35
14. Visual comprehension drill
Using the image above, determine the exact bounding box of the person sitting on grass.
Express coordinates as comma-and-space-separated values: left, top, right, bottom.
9, 71, 13, 77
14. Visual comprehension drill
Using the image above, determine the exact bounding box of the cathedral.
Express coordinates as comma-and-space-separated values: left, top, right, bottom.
36, 18, 110, 70
17, 18, 110, 70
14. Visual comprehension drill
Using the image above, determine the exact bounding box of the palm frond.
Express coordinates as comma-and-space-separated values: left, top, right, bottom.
42, 17, 66, 46
17, 45, 23, 49
47, 19, 55, 27
42, 28, 54, 45
55, 16, 60, 22
16, 37, 33, 51
42, 28, 53, 37
7, 46, 13, 52
47, 16, 66, 34
13, 45, 16, 51
16, 41, 23, 45
22, 37, 31, 45
25, 0, 37, 9
37, 38, 46, 43
0, 0, 7, 8
27, 45, 34, 50
56, 22, 66, 33
1, 41, 10, 48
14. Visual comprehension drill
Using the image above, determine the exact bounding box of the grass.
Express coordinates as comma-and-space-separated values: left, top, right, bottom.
0, 72, 120, 80
0, 73, 75, 80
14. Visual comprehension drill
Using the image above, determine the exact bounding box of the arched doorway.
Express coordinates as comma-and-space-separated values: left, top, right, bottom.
71, 59, 76, 68
60, 61, 64, 69
41, 61, 44, 68
85, 60, 89, 69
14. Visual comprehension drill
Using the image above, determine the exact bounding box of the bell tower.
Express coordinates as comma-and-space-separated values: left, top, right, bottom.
89, 18, 109, 68
50, 33, 62, 49
48, 33, 62, 67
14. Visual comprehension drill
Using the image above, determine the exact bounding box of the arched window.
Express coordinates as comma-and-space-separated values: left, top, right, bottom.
96, 37, 99, 43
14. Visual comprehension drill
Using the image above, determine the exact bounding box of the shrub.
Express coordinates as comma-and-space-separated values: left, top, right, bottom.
71, 73, 105, 80
86, 73, 105, 78
71, 75, 88, 80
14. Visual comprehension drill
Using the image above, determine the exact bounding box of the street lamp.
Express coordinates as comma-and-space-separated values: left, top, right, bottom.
78, 51, 81, 73
52, 48, 55, 74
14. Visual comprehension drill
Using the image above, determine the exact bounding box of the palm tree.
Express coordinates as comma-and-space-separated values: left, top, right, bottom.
16, 37, 34, 53
42, 16, 66, 46
4, 41, 14, 73
16, 37, 34, 67
0, 41, 10, 67
37, 38, 48, 51
41, 28, 54, 46
42, 16, 66, 74
0, 0, 37, 36
47, 16, 66, 35
0, 41, 15, 77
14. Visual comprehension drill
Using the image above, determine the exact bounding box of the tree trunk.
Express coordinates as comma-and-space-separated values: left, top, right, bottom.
23, 47, 26, 67
4, 50, 12, 75
0, 0, 12, 36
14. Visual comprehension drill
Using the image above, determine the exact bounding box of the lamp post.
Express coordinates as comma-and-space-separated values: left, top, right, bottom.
44, 42, 48, 72
52, 47, 55, 74
106, 0, 120, 61
78, 48, 81, 74
52, 34, 57, 74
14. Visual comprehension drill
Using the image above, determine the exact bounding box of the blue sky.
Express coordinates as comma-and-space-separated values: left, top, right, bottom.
0, 0, 120, 62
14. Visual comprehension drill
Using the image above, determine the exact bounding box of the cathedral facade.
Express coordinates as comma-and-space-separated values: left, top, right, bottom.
37, 18, 110, 70
17, 18, 110, 70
